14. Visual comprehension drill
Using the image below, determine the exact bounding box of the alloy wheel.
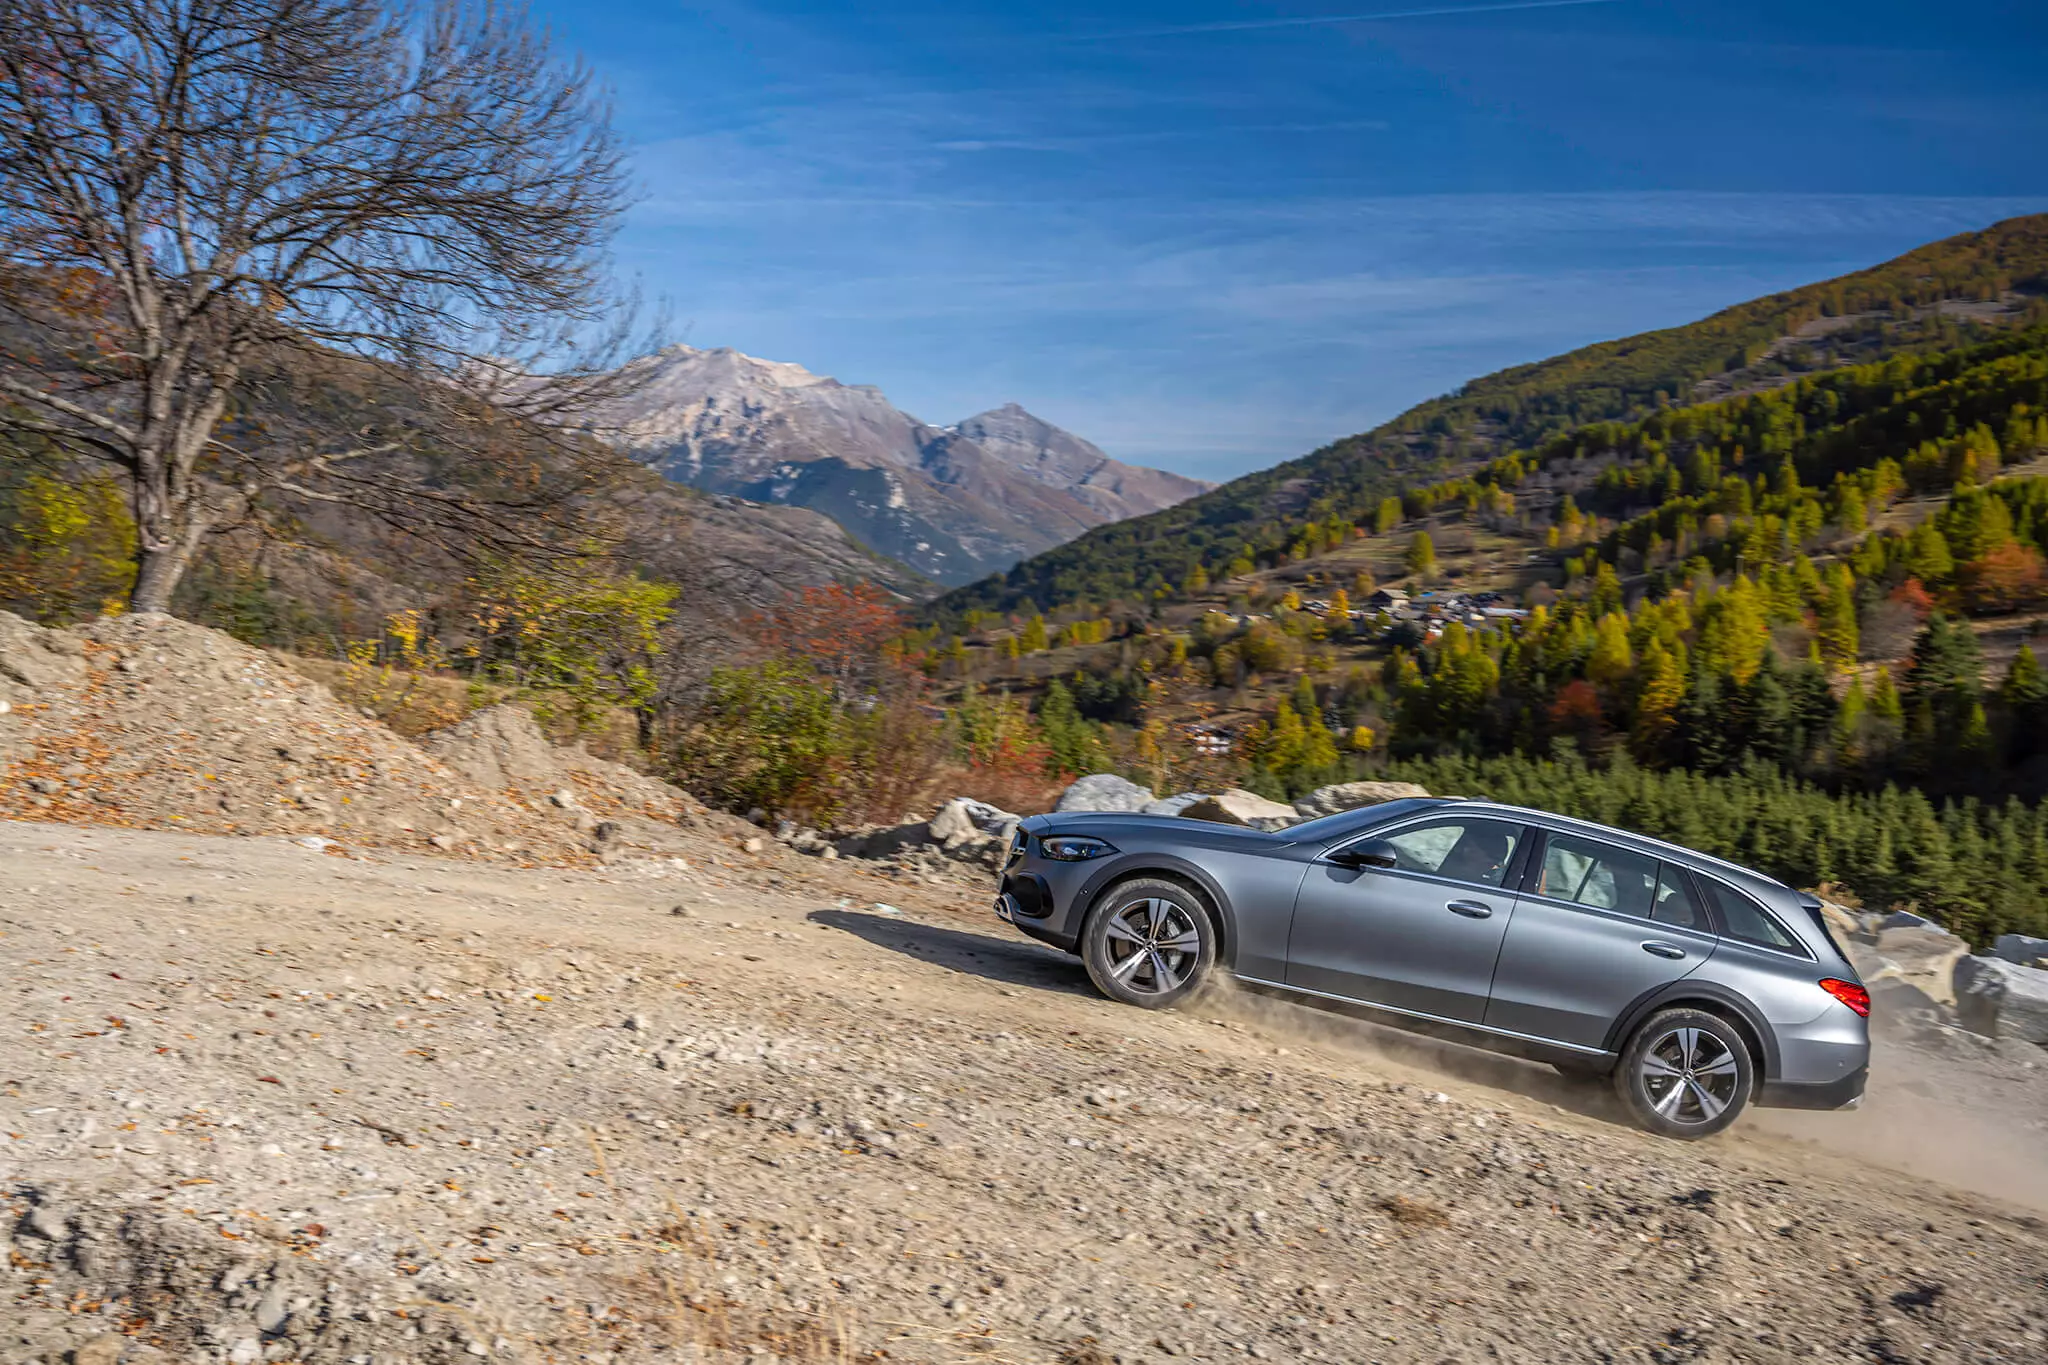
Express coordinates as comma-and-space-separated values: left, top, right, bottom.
1637, 1025, 1741, 1126
1100, 897, 1204, 996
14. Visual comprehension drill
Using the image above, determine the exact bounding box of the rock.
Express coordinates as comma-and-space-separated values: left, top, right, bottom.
928, 797, 1020, 849
548, 788, 580, 810
22, 1204, 66, 1240
1140, 792, 1208, 818
69, 1338, 125, 1365
1179, 789, 1300, 831
1055, 773, 1154, 814
1290, 780, 1431, 819
1955, 956, 2048, 1046
254, 1280, 292, 1335
741, 836, 765, 855
1866, 922, 1970, 1008
1992, 933, 2048, 969
1818, 900, 1871, 947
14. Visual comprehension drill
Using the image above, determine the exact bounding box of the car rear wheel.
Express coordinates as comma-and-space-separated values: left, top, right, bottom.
1614, 1008, 1754, 1139
1081, 878, 1216, 1010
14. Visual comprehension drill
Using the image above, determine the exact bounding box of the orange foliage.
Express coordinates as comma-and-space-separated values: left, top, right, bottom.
1962, 543, 2048, 613
753, 582, 906, 685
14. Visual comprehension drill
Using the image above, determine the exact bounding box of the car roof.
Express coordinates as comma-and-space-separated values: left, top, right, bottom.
1414, 797, 1792, 900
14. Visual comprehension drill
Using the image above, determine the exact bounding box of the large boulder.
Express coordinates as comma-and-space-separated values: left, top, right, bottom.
1992, 933, 2048, 969
927, 796, 1019, 848
1141, 792, 1208, 818
1817, 899, 1874, 947
1864, 921, 1971, 1008
1180, 789, 1300, 831
1056, 773, 1155, 814
1291, 780, 1431, 820
1954, 956, 2048, 1047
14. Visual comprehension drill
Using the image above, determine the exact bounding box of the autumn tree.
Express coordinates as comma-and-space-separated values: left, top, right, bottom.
1404, 530, 1437, 579
0, 0, 648, 611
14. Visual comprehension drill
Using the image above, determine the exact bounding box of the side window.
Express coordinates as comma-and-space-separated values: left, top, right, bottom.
1536, 833, 1658, 918
1651, 864, 1706, 930
1376, 818, 1522, 889
1698, 878, 1802, 953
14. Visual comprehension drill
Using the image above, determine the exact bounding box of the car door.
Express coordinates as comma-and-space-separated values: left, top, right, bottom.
1284, 815, 1529, 1023
1482, 830, 1717, 1049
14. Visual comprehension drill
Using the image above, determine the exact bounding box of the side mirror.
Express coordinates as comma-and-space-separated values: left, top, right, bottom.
1329, 839, 1399, 871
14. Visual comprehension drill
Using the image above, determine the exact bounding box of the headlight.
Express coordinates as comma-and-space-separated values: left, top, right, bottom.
1040, 835, 1117, 862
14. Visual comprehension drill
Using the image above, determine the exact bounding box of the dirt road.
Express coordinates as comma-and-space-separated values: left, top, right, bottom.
4, 818, 2046, 1364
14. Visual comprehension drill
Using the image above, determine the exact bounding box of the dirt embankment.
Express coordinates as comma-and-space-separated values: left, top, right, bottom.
0, 610, 729, 863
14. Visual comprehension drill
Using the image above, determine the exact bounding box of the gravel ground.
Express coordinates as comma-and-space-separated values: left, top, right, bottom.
4, 819, 2047, 1365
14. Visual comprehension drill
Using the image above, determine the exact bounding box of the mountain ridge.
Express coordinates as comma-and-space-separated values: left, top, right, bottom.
926, 213, 2048, 624
586, 344, 1212, 585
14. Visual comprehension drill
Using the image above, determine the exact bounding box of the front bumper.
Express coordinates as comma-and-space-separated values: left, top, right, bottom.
994, 869, 1081, 951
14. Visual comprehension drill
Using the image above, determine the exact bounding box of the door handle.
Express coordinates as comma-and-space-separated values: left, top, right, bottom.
1640, 941, 1687, 960
1446, 899, 1494, 919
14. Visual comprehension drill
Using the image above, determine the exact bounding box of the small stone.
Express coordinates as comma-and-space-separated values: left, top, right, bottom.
24, 1205, 66, 1240
668, 903, 691, 918
255, 1281, 292, 1335
229, 1341, 261, 1365
548, 789, 580, 810
742, 837, 765, 854
625, 1014, 649, 1032
70, 1337, 125, 1365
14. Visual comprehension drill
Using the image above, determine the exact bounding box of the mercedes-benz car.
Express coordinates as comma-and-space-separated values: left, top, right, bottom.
994, 796, 1868, 1138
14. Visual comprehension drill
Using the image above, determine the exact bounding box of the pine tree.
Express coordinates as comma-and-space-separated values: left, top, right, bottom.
1817, 565, 1859, 672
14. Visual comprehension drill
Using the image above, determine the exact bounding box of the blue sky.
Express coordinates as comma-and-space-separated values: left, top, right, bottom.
534, 1, 2048, 482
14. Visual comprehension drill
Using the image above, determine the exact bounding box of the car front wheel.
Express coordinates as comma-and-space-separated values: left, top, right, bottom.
1614, 1008, 1755, 1139
1081, 878, 1216, 1010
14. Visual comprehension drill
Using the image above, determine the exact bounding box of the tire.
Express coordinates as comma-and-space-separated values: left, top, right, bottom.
1613, 1007, 1755, 1139
1080, 877, 1217, 1010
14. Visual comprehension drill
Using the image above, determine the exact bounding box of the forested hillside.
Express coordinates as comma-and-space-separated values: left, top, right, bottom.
929, 214, 2048, 625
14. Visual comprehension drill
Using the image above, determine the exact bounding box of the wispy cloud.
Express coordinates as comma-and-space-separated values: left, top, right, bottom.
1075, 0, 1625, 42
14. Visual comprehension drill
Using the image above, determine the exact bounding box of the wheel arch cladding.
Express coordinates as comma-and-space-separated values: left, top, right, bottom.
1081, 860, 1234, 965
1614, 985, 1779, 1079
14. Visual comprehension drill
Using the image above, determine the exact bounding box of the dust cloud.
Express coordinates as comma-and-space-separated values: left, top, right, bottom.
1195, 976, 2048, 1215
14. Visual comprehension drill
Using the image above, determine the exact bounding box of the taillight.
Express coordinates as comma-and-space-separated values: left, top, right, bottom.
1819, 978, 1870, 1017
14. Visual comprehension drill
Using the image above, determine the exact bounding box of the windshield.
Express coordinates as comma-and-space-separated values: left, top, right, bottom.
1282, 797, 1445, 845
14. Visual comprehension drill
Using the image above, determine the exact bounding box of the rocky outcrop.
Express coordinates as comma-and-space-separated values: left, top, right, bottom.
1291, 780, 1431, 820
1992, 933, 2048, 969
1056, 774, 1156, 814
1180, 789, 1300, 831
1864, 921, 1972, 1009
1140, 792, 1208, 818
1955, 956, 2048, 1047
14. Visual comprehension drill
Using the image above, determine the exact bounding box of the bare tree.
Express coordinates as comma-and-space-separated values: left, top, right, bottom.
0, 0, 649, 611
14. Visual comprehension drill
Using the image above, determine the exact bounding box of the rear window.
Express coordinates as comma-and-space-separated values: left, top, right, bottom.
1697, 877, 1804, 954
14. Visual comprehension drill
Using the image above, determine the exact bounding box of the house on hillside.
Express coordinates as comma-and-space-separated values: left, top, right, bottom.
1367, 587, 1410, 613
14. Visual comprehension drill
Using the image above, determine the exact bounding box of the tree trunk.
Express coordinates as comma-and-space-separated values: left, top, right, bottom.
129, 519, 207, 614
